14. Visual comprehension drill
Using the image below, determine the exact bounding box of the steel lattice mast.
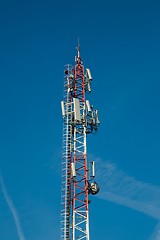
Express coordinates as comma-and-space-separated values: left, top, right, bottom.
61, 43, 100, 240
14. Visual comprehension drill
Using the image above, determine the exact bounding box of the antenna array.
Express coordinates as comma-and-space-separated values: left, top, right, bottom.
60, 44, 100, 240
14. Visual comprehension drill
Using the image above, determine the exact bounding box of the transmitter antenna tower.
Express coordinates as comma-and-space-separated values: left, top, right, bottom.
61, 43, 100, 240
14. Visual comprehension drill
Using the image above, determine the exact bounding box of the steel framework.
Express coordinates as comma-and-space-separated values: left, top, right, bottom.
61, 44, 100, 240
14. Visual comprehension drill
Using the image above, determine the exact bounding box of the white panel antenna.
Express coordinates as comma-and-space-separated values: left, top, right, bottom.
90, 161, 95, 178
73, 98, 81, 121
88, 83, 91, 92
71, 162, 76, 178
96, 110, 100, 125
61, 101, 65, 117
86, 68, 92, 81
86, 100, 91, 112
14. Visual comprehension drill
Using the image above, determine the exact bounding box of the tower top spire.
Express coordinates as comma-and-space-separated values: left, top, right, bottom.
76, 37, 82, 64
77, 37, 80, 58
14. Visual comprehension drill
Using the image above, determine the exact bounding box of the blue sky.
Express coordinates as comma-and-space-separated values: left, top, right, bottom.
0, 0, 160, 239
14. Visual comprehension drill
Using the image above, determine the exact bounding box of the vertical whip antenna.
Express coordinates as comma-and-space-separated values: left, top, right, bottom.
77, 37, 80, 58
76, 37, 82, 64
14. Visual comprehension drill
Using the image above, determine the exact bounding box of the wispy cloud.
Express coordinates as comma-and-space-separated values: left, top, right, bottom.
92, 156, 160, 240
0, 175, 26, 240
94, 157, 160, 220
149, 223, 160, 240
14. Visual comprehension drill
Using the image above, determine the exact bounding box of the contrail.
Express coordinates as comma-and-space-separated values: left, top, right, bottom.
0, 175, 26, 240
94, 157, 160, 220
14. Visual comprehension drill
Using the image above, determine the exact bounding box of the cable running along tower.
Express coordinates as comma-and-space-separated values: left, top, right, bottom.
61, 43, 100, 240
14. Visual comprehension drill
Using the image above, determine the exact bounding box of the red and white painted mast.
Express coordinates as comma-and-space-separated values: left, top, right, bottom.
61, 43, 100, 240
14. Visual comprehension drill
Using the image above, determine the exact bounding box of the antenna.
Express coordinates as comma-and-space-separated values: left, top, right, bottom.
75, 37, 82, 64
77, 37, 80, 58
